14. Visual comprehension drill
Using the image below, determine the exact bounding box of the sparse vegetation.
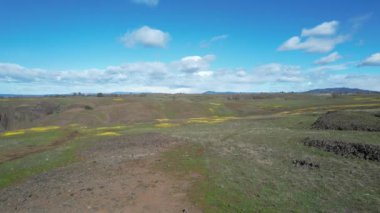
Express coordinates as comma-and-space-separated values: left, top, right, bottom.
312, 111, 380, 131
84, 105, 93, 110
303, 137, 380, 161
0, 94, 379, 212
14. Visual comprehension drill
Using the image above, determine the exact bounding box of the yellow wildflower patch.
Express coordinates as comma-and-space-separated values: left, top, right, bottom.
113, 98, 124, 102
155, 123, 179, 128
96, 132, 121, 136
186, 117, 212, 124
1, 130, 26, 137
186, 116, 237, 124
96, 126, 127, 131
29, 126, 60, 132
156, 118, 170, 123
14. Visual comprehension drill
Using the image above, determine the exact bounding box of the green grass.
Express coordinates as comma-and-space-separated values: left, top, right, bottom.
0, 122, 166, 189
159, 115, 380, 212
0, 132, 82, 188
1, 94, 379, 211
0, 129, 65, 157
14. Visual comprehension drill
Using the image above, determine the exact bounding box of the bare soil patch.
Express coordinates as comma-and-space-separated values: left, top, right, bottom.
0, 133, 200, 212
303, 137, 380, 162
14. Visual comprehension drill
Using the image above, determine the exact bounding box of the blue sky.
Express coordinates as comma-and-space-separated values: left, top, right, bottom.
0, 0, 379, 94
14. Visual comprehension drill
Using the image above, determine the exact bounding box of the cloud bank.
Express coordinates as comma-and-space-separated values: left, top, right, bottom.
1, 54, 379, 94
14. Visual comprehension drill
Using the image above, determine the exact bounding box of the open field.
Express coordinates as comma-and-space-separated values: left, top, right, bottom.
0, 93, 380, 212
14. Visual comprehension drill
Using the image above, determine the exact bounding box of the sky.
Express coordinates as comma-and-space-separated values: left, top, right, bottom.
0, 0, 379, 94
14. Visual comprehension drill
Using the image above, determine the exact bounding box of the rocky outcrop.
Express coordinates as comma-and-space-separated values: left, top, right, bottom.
312, 111, 380, 132
303, 137, 380, 162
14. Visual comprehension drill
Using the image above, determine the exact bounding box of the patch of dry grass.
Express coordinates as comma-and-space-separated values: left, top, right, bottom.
186, 116, 237, 124
96, 125, 127, 131
112, 98, 124, 102
155, 123, 179, 128
1, 130, 26, 137
96, 132, 121, 136
1, 126, 61, 137
29, 126, 60, 132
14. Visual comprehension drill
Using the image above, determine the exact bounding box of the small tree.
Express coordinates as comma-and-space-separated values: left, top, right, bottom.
97, 93, 104, 97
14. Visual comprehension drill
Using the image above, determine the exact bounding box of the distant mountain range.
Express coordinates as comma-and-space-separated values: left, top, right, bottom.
0, 94, 43, 98
204, 88, 379, 95
304, 88, 379, 94
203, 91, 242, 95
1, 88, 379, 97
111, 92, 147, 95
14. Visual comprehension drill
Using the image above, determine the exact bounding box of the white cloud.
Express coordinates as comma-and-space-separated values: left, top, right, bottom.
131, 0, 159, 7
121, 26, 170, 48
253, 63, 304, 83
278, 20, 349, 53
350, 13, 372, 31
306, 63, 380, 92
194, 71, 213, 78
301, 21, 339, 37
0, 55, 216, 93
327, 74, 380, 91
175, 55, 216, 73
0, 60, 304, 94
0, 63, 46, 83
107, 62, 167, 74
278, 35, 348, 53
310, 64, 348, 72
2, 57, 379, 94
200, 34, 229, 48
127, 86, 192, 94
210, 34, 229, 42
236, 70, 247, 77
314, 52, 342, 65
359, 53, 380, 66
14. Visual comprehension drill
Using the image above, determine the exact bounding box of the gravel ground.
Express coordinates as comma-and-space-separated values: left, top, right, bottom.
0, 133, 200, 213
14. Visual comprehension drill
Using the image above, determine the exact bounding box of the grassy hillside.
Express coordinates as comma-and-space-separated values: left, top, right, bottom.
1, 93, 380, 131
158, 116, 380, 212
0, 93, 379, 212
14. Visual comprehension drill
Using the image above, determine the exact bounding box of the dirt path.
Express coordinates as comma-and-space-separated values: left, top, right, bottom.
0, 133, 201, 213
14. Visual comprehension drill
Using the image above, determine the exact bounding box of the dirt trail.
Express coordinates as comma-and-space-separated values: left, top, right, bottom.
0, 133, 201, 213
